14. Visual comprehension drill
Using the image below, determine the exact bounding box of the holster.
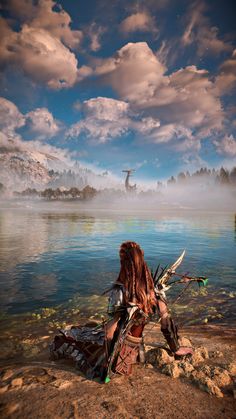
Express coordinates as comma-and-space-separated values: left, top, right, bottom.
161, 317, 180, 353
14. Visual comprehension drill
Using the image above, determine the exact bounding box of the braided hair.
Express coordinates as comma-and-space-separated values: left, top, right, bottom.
116, 241, 156, 314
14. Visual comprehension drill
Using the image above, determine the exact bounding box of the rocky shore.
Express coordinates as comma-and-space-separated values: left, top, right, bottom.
0, 322, 235, 418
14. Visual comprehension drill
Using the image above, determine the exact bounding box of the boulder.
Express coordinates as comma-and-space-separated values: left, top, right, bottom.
162, 363, 181, 379
145, 347, 174, 367
228, 361, 236, 376
210, 367, 231, 388
191, 371, 223, 398
178, 337, 192, 348
178, 361, 194, 377
191, 346, 209, 366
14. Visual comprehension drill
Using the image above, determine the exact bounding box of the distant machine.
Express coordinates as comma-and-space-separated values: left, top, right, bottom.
122, 169, 137, 192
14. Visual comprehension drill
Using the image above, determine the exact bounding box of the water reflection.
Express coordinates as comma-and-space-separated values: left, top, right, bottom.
0, 205, 235, 319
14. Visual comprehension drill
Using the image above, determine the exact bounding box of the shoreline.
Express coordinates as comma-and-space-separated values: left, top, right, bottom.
0, 322, 235, 418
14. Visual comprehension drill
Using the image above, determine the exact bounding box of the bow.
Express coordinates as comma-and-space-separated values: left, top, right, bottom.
153, 250, 208, 300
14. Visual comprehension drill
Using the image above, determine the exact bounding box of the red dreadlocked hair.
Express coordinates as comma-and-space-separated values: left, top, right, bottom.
116, 241, 157, 315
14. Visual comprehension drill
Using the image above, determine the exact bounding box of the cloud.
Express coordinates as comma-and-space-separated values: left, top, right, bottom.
95, 42, 166, 106
0, 1, 88, 89
213, 135, 236, 157
182, 1, 232, 56
120, 12, 157, 35
215, 49, 236, 95
0, 97, 60, 141
25, 107, 60, 139
87, 23, 106, 52
2, 0, 83, 49
0, 97, 25, 136
0, 24, 79, 89
94, 43, 223, 142
67, 97, 130, 143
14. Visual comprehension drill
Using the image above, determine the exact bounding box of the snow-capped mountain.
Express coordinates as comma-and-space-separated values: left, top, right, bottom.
0, 147, 122, 192
0, 150, 53, 191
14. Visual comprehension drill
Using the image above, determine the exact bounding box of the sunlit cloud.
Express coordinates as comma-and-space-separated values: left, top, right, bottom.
215, 49, 236, 95
25, 108, 61, 139
120, 12, 157, 35
181, 1, 232, 56
213, 135, 236, 157
0, 0, 86, 89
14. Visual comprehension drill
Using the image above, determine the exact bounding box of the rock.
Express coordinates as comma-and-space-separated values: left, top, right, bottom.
179, 361, 194, 377
209, 350, 223, 359
146, 347, 174, 367
191, 346, 209, 366
2, 369, 14, 381
199, 365, 211, 376
53, 379, 72, 389
0, 385, 9, 394
202, 378, 224, 398
211, 367, 231, 388
178, 337, 192, 348
145, 363, 154, 369
233, 389, 236, 399
162, 363, 181, 379
11, 378, 23, 388
191, 371, 223, 398
228, 361, 236, 376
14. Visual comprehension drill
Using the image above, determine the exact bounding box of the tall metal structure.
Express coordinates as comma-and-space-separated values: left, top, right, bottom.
122, 169, 136, 192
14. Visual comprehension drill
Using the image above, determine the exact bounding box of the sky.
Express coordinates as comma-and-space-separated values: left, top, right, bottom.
0, 0, 236, 182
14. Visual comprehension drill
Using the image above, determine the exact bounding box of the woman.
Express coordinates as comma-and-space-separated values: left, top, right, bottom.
50, 241, 193, 379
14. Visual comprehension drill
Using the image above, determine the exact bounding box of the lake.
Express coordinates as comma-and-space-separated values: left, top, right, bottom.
0, 200, 236, 328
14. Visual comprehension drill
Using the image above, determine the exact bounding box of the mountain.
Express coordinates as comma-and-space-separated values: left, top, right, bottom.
0, 147, 122, 192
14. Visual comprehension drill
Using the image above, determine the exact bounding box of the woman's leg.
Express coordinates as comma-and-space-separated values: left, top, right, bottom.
157, 298, 193, 355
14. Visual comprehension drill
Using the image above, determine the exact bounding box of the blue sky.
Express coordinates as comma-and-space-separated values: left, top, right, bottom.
0, 0, 236, 181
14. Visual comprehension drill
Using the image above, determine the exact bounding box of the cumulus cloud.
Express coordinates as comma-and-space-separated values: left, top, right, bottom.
215, 49, 236, 95
2, 0, 83, 49
0, 25, 79, 89
213, 135, 236, 157
120, 12, 157, 35
0, 0, 88, 89
25, 107, 60, 139
95, 42, 166, 106
67, 97, 130, 143
182, 1, 232, 56
0, 97, 25, 136
0, 97, 60, 141
94, 43, 223, 143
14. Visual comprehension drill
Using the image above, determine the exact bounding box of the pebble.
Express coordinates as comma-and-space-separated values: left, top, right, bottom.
11, 378, 23, 388
0, 385, 9, 394
2, 369, 14, 381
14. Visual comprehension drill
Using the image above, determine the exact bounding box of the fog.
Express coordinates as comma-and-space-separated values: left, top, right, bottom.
87, 183, 236, 212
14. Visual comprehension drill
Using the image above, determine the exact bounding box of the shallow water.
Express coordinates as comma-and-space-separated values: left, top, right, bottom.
0, 200, 235, 325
